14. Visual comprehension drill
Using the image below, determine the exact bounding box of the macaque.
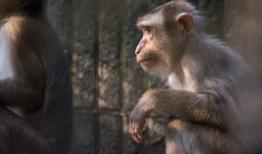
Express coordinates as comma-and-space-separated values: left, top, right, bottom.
129, 1, 262, 153
0, 0, 73, 153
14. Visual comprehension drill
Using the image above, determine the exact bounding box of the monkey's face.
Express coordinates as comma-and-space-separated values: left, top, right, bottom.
135, 15, 170, 74
135, 26, 157, 70
135, 10, 196, 76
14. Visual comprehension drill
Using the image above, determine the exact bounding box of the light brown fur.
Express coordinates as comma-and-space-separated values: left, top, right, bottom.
130, 1, 262, 154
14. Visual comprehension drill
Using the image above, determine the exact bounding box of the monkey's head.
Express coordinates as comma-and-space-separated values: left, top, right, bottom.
135, 0, 200, 76
0, 0, 45, 20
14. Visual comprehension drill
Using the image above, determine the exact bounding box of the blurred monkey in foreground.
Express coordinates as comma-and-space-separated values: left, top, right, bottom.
129, 1, 262, 153
0, 0, 73, 153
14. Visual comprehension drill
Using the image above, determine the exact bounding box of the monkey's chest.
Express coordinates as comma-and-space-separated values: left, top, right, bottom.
0, 30, 14, 80
168, 73, 183, 90
167, 73, 196, 92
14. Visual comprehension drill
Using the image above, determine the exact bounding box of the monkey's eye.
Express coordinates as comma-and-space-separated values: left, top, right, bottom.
144, 26, 152, 34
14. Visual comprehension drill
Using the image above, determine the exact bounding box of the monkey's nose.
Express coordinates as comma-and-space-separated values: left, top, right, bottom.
135, 50, 140, 55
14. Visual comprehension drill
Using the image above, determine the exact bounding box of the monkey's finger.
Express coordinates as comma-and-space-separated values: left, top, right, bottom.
135, 129, 144, 140
140, 137, 146, 144
136, 131, 146, 144
129, 123, 138, 137
130, 123, 145, 144
131, 133, 142, 143
129, 121, 136, 134
129, 122, 137, 134
133, 133, 146, 144
133, 125, 147, 144
129, 123, 132, 134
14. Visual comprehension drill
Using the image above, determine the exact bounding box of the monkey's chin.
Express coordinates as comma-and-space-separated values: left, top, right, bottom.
140, 62, 153, 71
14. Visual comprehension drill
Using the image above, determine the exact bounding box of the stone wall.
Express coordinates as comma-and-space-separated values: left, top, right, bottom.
47, 0, 262, 153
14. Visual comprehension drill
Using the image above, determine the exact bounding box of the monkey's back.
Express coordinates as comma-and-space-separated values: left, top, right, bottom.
167, 34, 262, 154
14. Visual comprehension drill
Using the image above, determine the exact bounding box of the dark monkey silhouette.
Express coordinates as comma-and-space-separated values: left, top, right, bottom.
0, 0, 73, 153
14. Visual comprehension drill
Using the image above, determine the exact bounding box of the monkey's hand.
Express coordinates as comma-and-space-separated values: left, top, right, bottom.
129, 92, 153, 144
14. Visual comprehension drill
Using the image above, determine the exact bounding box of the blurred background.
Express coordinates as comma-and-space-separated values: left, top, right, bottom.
46, 0, 262, 153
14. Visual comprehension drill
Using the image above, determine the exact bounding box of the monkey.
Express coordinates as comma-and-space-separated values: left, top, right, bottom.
129, 1, 262, 154
0, 0, 73, 154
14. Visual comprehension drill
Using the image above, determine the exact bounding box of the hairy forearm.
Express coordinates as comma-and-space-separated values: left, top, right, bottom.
0, 79, 42, 107
0, 104, 58, 154
141, 89, 231, 128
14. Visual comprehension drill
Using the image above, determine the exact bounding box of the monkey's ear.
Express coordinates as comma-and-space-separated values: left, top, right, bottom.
176, 13, 195, 35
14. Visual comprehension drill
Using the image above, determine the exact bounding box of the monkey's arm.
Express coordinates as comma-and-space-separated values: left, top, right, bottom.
150, 89, 235, 126
0, 78, 43, 107
130, 89, 240, 144
0, 62, 72, 154
0, 104, 59, 154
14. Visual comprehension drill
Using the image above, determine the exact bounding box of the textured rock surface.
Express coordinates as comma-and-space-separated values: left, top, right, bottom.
73, 0, 96, 108
225, 0, 262, 79
150, 0, 171, 10
224, 0, 246, 57
243, 0, 262, 79
99, 0, 121, 109
47, 0, 70, 62
199, 0, 224, 39
70, 114, 95, 154
123, 0, 148, 110
99, 114, 122, 154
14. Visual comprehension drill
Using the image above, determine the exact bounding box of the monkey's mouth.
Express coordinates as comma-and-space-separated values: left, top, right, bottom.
137, 58, 152, 63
